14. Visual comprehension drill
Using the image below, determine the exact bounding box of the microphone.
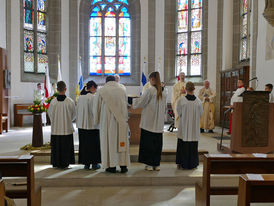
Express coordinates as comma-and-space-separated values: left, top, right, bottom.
248, 77, 258, 82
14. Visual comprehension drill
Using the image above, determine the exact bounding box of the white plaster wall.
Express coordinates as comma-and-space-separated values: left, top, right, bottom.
222, 0, 233, 71
207, 0, 218, 92
61, 0, 70, 96
10, 0, 37, 125
155, 0, 165, 80
0, 0, 6, 49
256, 1, 274, 90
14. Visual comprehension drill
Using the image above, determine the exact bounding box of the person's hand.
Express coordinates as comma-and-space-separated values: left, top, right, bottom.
181, 86, 186, 94
229, 105, 233, 109
205, 97, 209, 101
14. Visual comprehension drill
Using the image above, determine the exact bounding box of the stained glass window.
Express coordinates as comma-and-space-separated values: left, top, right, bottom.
240, 0, 250, 62
89, 0, 131, 76
23, 0, 48, 73
176, 0, 203, 76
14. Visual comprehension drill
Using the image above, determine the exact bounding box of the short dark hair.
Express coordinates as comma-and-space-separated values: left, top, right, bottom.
186, 81, 195, 92
106, 76, 116, 83
37, 83, 41, 86
266, 84, 273, 90
57, 81, 66, 92
87, 80, 98, 89
238, 78, 244, 83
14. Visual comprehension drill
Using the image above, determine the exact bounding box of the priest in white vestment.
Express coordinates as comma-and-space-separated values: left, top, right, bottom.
176, 82, 203, 170
48, 81, 76, 168
93, 76, 130, 173
265, 83, 274, 103
198, 80, 216, 133
229, 79, 246, 134
132, 71, 167, 171
172, 72, 186, 128
33, 83, 47, 124
76, 81, 101, 170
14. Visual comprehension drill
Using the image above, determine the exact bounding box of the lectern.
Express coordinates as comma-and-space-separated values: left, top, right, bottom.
231, 91, 274, 153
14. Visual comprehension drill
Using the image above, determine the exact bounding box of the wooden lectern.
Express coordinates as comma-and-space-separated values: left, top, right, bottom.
231, 91, 274, 153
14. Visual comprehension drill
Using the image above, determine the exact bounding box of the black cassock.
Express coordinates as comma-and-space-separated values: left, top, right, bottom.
78, 129, 101, 165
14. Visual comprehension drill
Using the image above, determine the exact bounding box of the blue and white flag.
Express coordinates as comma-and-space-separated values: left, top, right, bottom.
140, 60, 147, 95
76, 57, 84, 101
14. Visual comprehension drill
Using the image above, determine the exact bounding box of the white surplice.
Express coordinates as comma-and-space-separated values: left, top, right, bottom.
142, 82, 152, 94
48, 97, 76, 135
176, 96, 203, 141
76, 93, 97, 130
230, 87, 245, 106
132, 86, 167, 133
93, 81, 130, 168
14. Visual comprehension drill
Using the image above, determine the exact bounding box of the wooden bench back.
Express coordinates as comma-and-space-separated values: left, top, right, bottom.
203, 154, 274, 187
0, 179, 5, 206
14, 104, 32, 113
0, 156, 35, 204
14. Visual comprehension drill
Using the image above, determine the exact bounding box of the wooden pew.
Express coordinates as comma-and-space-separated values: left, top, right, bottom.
13, 104, 32, 127
0, 155, 41, 206
0, 179, 5, 206
238, 174, 274, 206
195, 154, 274, 206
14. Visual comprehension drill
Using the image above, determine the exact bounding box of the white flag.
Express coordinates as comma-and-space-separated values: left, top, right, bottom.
57, 55, 62, 82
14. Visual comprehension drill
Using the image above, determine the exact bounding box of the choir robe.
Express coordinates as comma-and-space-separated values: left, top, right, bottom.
93, 81, 130, 169
229, 87, 245, 134
48, 95, 76, 168
142, 82, 152, 94
269, 92, 274, 103
132, 86, 167, 166
198, 87, 216, 130
172, 81, 186, 127
176, 95, 203, 169
76, 92, 101, 166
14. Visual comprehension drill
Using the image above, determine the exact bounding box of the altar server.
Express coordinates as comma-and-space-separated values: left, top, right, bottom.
48, 81, 76, 169
176, 82, 203, 170
132, 71, 167, 171
93, 76, 130, 173
265, 83, 274, 103
76, 81, 101, 170
172, 72, 186, 128
229, 79, 246, 134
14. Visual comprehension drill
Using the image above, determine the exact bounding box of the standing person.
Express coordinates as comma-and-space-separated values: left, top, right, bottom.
198, 80, 216, 133
76, 81, 101, 170
172, 72, 186, 128
114, 74, 126, 91
229, 79, 245, 134
33, 83, 47, 125
265, 83, 274, 102
176, 82, 203, 170
93, 76, 130, 173
48, 81, 76, 169
132, 71, 167, 171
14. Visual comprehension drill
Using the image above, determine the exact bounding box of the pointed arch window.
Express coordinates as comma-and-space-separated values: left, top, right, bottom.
89, 0, 131, 76
176, 0, 203, 77
23, 0, 48, 73
239, 0, 250, 62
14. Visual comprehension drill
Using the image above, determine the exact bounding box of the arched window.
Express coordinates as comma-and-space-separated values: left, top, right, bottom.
23, 0, 48, 73
239, 0, 250, 62
176, 0, 203, 77
89, 0, 131, 76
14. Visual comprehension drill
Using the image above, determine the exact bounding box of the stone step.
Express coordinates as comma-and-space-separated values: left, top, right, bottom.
30, 149, 208, 163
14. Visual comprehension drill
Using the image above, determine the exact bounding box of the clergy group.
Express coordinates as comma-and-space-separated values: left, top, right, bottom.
47, 71, 206, 173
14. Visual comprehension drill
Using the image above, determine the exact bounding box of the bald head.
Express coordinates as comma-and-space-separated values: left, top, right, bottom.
204, 80, 210, 89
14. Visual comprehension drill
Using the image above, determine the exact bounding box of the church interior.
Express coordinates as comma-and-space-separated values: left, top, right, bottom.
1, 0, 274, 205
